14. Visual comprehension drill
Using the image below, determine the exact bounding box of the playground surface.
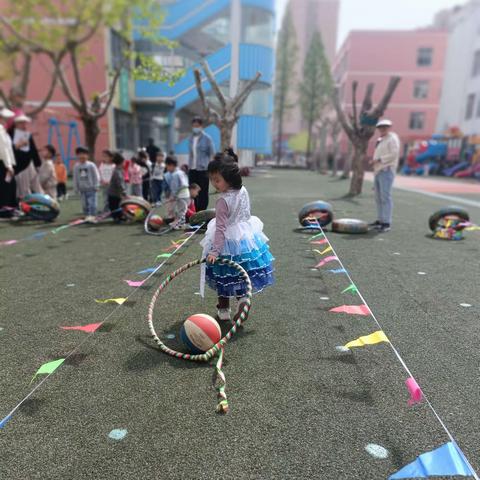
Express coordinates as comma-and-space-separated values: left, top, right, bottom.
0, 170, 479, 479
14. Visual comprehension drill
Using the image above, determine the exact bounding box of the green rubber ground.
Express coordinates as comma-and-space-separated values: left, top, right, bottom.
0, 170, 479, 479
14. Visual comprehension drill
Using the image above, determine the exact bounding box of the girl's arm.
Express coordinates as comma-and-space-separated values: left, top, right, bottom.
209, 198, 228, 258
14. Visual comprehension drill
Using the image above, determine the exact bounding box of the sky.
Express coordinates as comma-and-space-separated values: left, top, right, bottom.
276, 0, 465, 47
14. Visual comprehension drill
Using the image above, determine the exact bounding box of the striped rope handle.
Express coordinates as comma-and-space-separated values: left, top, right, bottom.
147, 257, 252, 413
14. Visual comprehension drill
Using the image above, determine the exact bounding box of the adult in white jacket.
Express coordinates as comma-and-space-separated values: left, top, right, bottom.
370, 119, 400, 232
0, 106, 17, 216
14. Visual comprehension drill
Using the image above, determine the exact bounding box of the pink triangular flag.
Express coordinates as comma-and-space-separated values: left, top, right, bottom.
310, 239, 329, 245
61, 322, 102, 333
0, 239, 18, 246
314, 256, 338, 268
406, 377, 423, 406
124, 279, 145, 287
329, 304, 370, 316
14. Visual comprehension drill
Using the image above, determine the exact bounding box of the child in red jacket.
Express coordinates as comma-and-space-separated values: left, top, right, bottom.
186, 183, 201, 220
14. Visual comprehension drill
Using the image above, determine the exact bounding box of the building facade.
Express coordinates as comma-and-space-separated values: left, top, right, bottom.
436, 0, 480, 136
134, 0, 275, 165
282, 0, 340, 137
332, 29, 448, 156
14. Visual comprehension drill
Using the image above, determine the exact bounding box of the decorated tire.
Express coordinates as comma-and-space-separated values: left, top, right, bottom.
120, 196, 152, 222
298, 201, 333, 227
189, 209, 216, 226
332, 218, 368, 234
21, 193, 60, 221
428, 207, 469, 232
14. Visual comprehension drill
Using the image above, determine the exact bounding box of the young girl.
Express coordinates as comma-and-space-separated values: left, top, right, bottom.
202, 153, 274, 322
128, 157, 143, 197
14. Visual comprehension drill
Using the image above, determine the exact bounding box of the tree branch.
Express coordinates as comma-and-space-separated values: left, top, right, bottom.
57, 63, 84, 112
0, 16, 49, 54
26, 65, 59, 117
95, 69, 121, 118
332, 85, 354, 141
194, 68, 219, 124
360, 83, 374, 114
231, 72, 262, 115
371, 76, 401, 117
200, 60, 226, 111
351, 81, 358, 132
69, 48, 88, 109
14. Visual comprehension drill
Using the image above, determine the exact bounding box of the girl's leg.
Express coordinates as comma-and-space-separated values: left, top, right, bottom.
217, 296, 231, 322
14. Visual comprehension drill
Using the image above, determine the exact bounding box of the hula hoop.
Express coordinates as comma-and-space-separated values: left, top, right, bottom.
144, 209, 173, 236
147, 258, 252, 413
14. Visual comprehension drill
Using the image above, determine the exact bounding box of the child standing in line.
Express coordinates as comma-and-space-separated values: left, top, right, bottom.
128, 157, 143, 197
54, 154, 67, 201
107, 152, 127, 223
73, 146, 100, 223
186, 183, 201, 221
39, 144, 57, 199
99, 149, 115, 211
164, 156, 190, 229
151, 151, 165, 205
202, 153, 274, 323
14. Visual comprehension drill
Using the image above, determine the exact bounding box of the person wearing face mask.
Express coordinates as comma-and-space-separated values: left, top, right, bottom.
188, 116, 215, 211
0, 105, 17, 216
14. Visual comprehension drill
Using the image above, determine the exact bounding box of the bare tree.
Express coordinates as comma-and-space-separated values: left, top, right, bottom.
330, 118, 342, 177
194, 61, 261, 151
332, 77, 401, 195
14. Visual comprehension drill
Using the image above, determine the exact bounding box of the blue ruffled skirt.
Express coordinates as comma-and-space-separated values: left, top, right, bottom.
201, 217, 275, 298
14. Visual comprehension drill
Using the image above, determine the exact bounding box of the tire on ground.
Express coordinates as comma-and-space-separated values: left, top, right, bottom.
120, 196, 152, 222
189, 209, 216, 226
332, 218, 368, 234
22, 193, 60, 221
298, 200, 333, 227
428, 207, 470, 231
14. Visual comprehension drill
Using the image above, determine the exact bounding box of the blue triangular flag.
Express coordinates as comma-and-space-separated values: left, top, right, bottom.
389, 442, 472, 479
328, 268, 347, 274
0, 414, 12, 429
136, 267, 156, 275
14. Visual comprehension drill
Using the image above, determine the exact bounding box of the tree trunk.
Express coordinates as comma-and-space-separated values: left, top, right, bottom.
340, 142, 353, 179
276, 109, 283, 165
349, 142, 368, 195
220, 121, 233, 152
306, 119, 314, 170
82, 116, 100, 161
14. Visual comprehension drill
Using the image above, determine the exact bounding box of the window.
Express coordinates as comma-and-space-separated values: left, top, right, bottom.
409, 112, 425, 130
413, 80, 429, 99
242, 6, 274, 47
114, 109, 135, 150
417, 47, 433, 66
111, 30, 129, 70
472, 50, 480, 77
465, 93, 476, 120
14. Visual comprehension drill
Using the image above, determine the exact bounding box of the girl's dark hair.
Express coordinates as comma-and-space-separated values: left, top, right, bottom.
138, 150, 148, 160
165, 156, 178, 166
112, 152, 124, 165
75, 146, 89, 155
208, 153, 242, 190
102, 149, 113, 158
224, 147, 238, 163
44, 144, 56, 157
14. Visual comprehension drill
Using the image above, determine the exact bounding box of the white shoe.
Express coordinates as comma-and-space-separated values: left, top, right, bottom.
216, 308, 231, 322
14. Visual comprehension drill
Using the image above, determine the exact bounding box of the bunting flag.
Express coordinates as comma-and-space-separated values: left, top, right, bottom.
95, 298, 127, 305
405, 377, 424, 406
124, 279, 145, 287
389, 442, 472, 479
0, 239, 18, 246
173, 238, 188, 244
29, 232, 48, 240
344, 331, 389, 349
156, 253, 173, 259
310, 238, 329, 245
342, 284, 358, 294
314, 256, 338, 268
465, 226, 480, 232
0, 414, 12, 429
32, 358, 65, 383
313, 246, 333, 255
309, 232, 325, 240
61, 323, 102, 333
329, 304, 370, 316
328, 268, 347, 274
136, 267, 156, 275
51, 225, 71, 234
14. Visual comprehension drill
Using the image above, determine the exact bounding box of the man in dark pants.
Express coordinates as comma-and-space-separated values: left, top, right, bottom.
188, 117, 215, 211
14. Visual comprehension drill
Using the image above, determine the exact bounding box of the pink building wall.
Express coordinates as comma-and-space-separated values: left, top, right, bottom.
2, 29, 111, 165
282, 0, 340, 137
333, 29, 448, 157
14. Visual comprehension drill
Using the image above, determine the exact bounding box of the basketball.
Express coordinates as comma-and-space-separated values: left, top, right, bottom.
148, 214, 164, 230
180, 314, 222, 354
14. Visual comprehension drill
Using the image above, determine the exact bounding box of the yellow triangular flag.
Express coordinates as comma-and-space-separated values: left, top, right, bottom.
344, 330, 389, 349
320, 246, 332, 255
95, 298, 127, 305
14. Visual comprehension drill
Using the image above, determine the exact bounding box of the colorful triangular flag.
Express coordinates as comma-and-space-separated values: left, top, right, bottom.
95, 298, 127, 305
310, 238, 329, 245
61, 323, 102, 333
124, 279, 145, 287
136, 267, 156, 275
389, 442, 472, 479
32, 358, 65, 383
156, 253, 172, 259
329, 304, 370, 316
405, 377, 423, 406
342, 284, 358, 294
309, 232, 325, 240
314, 256, 338, 268
0, 414, 12, 429
344, 331, 389, 349
328, 268, 347, 274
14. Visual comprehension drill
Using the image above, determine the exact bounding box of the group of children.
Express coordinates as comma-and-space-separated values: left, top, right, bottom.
72, 146, 200, 227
